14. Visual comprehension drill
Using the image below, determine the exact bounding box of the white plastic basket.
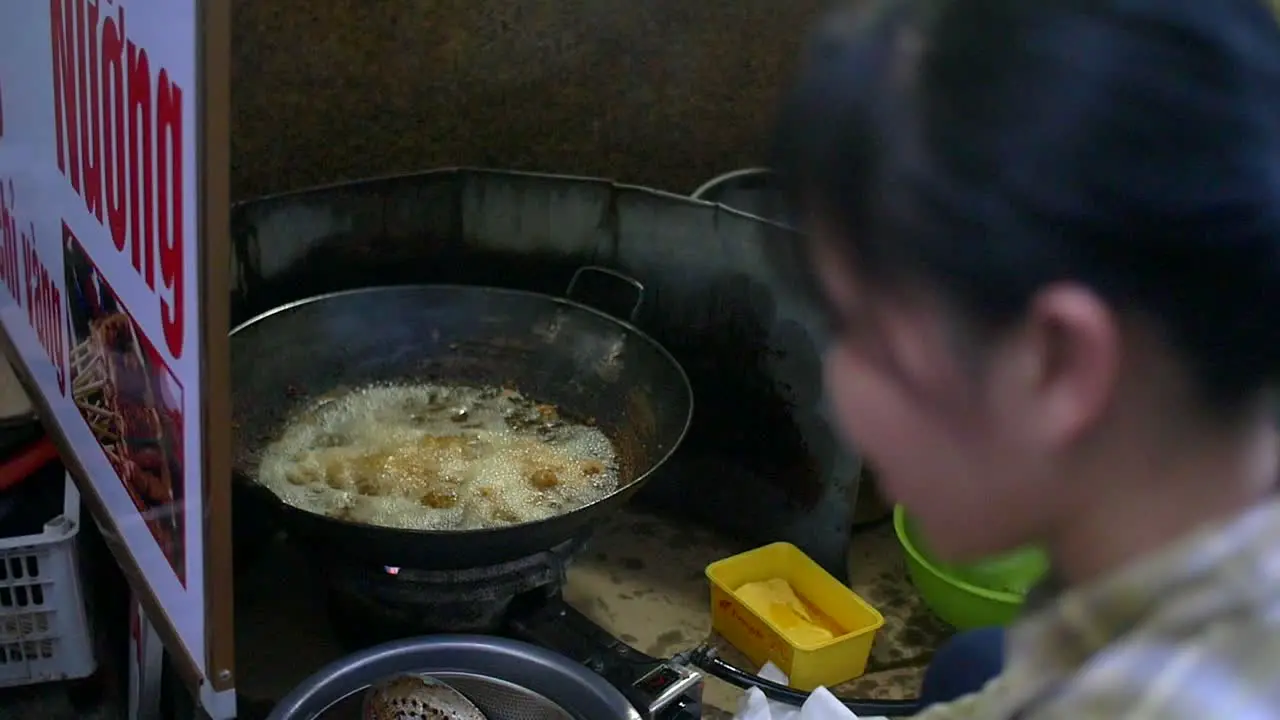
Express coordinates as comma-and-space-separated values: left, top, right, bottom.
0, 471, 96, 687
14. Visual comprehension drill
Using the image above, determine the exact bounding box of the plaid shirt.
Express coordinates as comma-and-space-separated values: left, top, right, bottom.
912, 499, 1280, 719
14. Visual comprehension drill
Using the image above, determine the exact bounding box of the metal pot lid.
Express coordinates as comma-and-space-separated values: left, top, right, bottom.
267, 635, 640, 720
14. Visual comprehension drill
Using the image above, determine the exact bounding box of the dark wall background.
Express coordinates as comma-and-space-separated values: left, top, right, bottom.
230, 0, 827, 198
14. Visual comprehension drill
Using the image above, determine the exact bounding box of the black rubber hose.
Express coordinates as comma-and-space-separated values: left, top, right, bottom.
694, 653, 922, 717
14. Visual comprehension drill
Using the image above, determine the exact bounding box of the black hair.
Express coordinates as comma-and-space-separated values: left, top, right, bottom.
774, 0, 1280, 412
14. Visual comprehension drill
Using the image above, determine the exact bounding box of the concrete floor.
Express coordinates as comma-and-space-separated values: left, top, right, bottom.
2, 505, 945, 720
233, 506, 947, 718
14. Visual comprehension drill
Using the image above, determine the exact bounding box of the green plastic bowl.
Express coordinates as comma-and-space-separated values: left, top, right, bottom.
893, 506, 1049, 630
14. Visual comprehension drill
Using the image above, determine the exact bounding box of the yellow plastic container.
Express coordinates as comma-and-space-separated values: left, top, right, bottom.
705, 542, 884, 691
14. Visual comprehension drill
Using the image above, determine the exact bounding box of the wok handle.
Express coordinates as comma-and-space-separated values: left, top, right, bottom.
565, 266, 645, 323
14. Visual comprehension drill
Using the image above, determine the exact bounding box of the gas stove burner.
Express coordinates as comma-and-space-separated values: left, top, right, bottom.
316, 534, 702, 718
324, 536, 588, 645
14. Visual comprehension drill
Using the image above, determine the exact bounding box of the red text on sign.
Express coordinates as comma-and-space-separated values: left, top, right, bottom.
0, 180, 67, 395
0, 179, 23, 304
49, 0, 184, 360
23, 225, 68, 398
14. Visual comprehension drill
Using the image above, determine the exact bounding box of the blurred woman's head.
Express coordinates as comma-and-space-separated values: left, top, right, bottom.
776, 0, 1280, 562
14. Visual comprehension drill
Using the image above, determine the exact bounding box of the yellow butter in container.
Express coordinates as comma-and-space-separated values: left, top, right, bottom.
735, 578, 841, 648
706, 542, 884, 691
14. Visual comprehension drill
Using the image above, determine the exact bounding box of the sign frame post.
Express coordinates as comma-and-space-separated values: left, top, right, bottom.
199, 0, 236, 709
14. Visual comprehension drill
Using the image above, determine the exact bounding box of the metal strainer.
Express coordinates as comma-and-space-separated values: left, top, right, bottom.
363, 674, 488, 720
363, 672, 575, 720
266, 636, 640, 720
432, 673, 575, 720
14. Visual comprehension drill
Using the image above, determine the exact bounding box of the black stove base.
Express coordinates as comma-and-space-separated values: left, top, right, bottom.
318, 536, 702, 719
325, 581, 563, 649
322, 535, 587, 646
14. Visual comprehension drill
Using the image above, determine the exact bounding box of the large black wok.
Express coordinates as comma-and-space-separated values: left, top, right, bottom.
231, 268, 693, 569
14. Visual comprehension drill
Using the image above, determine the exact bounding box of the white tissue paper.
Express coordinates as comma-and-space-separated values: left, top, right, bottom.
731, 662, 890, 720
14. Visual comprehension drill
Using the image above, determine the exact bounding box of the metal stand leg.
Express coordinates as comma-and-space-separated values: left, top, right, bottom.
128, 598, 164, 720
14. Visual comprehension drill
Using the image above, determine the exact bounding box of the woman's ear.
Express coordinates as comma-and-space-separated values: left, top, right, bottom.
1016, 283, 1120, 448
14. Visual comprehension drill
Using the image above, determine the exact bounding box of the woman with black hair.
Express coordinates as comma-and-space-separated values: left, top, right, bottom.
775, 0, 1280, 716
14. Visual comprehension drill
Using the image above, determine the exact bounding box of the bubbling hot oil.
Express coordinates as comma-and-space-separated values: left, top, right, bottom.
256, 383, 620, 531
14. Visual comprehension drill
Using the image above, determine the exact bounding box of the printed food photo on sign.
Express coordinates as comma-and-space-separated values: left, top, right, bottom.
64, 233, 187, 584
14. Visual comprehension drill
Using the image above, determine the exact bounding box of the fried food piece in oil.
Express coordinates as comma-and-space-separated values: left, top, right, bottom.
528, 468, 559, 489
284, 464, 322, 486
328, 452, 388, 492
371, 435, 475, 498
420, 488, 459, 509
355, 475, 388, 496
417, 434, 472, 453
489, 507, 520, 523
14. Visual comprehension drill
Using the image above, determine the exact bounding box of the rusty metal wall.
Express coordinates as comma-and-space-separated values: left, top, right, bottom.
230, 170, 862, 574
227, 1, 867, 571
231, 0, 827, 198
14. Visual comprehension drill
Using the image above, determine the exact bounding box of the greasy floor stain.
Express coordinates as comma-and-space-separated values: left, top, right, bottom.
231, 506, 944, 715
565, 508, 947, 711
647, 629, 689, 657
